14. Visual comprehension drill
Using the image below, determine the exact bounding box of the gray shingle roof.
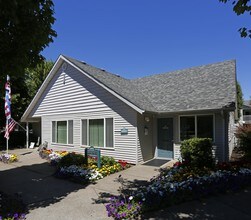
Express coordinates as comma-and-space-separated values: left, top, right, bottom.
244, 100, 251, 107
131, 60, 236, 112
243, 100, 251, 110
64, 55, 236, 113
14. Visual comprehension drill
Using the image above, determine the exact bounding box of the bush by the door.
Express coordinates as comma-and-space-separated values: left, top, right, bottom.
180, 138, 214, 168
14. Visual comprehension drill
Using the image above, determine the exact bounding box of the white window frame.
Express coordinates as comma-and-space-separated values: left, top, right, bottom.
51, 120, 73, 145
178, 114, 215, 142
80, 117, 114, 149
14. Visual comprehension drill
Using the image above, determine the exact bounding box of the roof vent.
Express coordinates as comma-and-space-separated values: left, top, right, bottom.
116, 74, 120, 77
101, 69, 106, 72
81, 61, 86, 65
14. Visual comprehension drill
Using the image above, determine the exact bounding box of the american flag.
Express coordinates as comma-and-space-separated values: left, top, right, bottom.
4, 75, 16, 139
4, 76, 11, 120
4, 118, 16, 140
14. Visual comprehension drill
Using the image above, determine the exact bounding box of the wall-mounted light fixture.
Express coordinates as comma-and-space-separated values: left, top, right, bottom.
144, 116, 150, 122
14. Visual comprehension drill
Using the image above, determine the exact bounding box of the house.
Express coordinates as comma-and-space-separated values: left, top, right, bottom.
21, 55, 237, 164
241, 100, 251, 124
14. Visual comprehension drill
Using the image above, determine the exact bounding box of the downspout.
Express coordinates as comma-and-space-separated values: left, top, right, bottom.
225, 112, 230, 161
221, 110, 226, 161
135, 118, 138, 165
26, 122, 29, 149
234, 60, 238, 121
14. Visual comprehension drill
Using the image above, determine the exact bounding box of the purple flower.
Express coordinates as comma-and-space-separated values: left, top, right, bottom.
20, 213, 26, 219
127, 204, 132, 210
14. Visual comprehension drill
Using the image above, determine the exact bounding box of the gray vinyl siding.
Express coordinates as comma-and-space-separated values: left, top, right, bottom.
137, 114, 154, 163
31, 65, 111, 116
32, 63, 138, 164
214, 113, 225, 162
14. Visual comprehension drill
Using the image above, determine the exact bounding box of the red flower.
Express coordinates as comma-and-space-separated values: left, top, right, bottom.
118, 160, 127, 168
174, 161, 182, 167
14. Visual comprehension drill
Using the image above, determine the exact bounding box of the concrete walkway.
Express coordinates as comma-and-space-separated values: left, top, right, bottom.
0, 148, 159, 219
1, 149, 251, 220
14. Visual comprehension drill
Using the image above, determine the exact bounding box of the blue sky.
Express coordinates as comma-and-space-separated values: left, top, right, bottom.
42, 0, 250, 99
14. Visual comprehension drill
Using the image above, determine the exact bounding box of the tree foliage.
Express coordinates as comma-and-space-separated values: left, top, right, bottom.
235, 124, 251, 159
219, 0, 251, 38
0, 60, 53, 129
24, 61, 53, 100
237, 81, 244, 118
0, 0, 56, 77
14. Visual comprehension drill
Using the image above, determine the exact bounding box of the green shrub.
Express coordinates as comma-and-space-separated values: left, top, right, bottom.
236, 124, 251, 160
180, 138, 214, 168
58, 152, 85, 167
101, 156, 117, 166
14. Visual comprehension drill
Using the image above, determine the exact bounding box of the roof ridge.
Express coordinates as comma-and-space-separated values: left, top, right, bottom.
132, 59, 235, 81
62, 55, 129, 80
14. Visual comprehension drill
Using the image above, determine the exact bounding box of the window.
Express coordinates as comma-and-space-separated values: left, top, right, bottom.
197, 115, 213, 139
52, 120, 73, 144
180, 116, 195, 140
81, 118, 114, 148
180, 115, 214, 141
82, 119, 87, 145
68, 120, 73, 144
106, 118, 113, 148
89, 119, 104, 147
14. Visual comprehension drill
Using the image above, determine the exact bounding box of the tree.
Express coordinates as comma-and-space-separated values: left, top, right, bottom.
219, 0, 251, 38
0, 0, 57, 78
0, 60, 53, 129
237, 81, 244, 118
24, 60, 53, 100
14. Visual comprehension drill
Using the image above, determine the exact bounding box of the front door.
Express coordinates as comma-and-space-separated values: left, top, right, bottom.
157, 118, 173, 158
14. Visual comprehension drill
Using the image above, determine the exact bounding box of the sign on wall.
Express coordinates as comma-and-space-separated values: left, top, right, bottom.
121, 127, 128, 135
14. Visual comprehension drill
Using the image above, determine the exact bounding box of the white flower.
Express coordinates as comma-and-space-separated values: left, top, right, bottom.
129, 196, 133, 201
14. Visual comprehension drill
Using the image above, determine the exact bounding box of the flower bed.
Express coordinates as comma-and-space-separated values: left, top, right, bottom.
39, 149, 68, 165
55, 165, 103, 184
0, 191, 26, 220
106, 161, 251, 219
106, 196, 142, 219
0, 213, 26, 220
39, 149, 130, 184
0, 153, 18, 163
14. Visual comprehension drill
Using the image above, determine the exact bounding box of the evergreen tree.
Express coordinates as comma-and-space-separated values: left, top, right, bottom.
237, 81, 243, 118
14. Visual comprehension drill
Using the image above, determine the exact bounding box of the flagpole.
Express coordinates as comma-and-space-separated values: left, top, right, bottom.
6, 120, 9, 154
4, 75, 11, 154
11, 118, 27, 132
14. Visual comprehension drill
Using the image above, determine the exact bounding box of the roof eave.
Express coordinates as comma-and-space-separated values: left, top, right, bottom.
145, 106, 236, 115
